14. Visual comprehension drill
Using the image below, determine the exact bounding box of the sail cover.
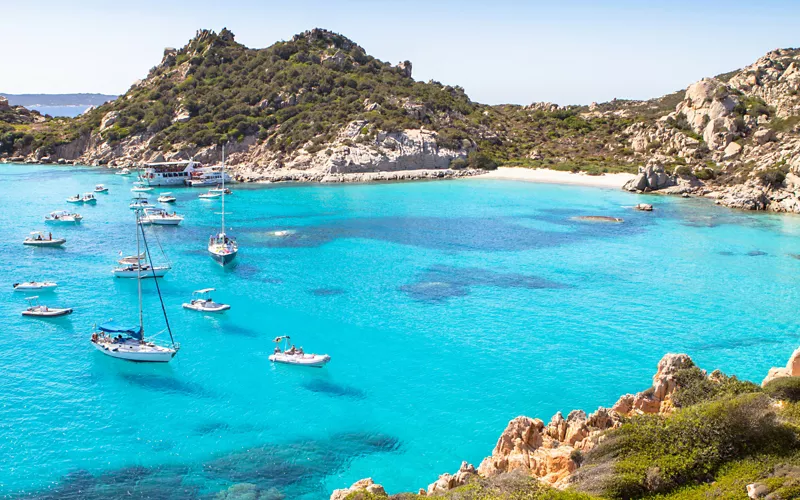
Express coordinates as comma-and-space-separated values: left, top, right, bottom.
99, 321, 143, 340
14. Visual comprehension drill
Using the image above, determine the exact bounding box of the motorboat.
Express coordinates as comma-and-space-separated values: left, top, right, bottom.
209, 185, 232, 195
116, 168, 132, 176
268, 336, 330, 368
13, 281, 58, 291
91, 208, 179, 362
140, 207, 184, 226
198, 191, 221, 199
131, 182, 154, 193
66, 194, 83, 203
81, 192, 97, 204
94, 184, 109, 193
157, 192, 176, 203
22, 296, 72, 317
186, 165, 233, 187
130, 197, 151, 209
45, 210, 82, 223
207, 146, 238, 266
182, 288, 230, 313
112, 263, 170, 279
23, 231, 66, 247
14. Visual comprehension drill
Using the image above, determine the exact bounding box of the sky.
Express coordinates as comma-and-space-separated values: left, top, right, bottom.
1, 0, 799, 105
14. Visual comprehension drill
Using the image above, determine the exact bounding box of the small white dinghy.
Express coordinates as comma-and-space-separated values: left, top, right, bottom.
140, 207, 184, 226
81, 192, 97, 204
209, 185, 232, 195
199, 190, 221, 200
45, 210, 82, 223
23, 231, 66, 247
66, 194, 83, 203
95, 184, 109, 193
116, 168, 132, 176
182, 288, 230, 313
131, 182, 154, 193
268, 335, 331, 368
22, 296, 72, 317
157, 192, 176, 203
13, 281, 58, 291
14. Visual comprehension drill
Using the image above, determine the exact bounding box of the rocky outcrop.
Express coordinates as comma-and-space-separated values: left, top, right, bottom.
762, 346, 800, 386
612, 353, 694, 415
330, 478, 386, 500
623, 161, 677, 192
427, 461, 477, 494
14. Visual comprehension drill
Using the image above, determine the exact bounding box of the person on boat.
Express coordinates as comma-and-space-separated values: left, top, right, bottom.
297, 347, 304, 355
48, 232, 52, 240
274, 346, 281, 354
287, 345, 297, 355
36, 234, 42, 241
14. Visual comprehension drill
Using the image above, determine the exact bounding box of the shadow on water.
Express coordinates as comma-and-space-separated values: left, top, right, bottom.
301, 378, 366, 400
118, 373, 213, 398
13, 431, 399, 499
309, 288, 346, 297
718, 250, 769, 257
243, 212, 643, 252
399, 265, 568, 303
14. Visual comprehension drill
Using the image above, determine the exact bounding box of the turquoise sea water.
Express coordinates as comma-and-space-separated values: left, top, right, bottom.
2, 163, 800, 499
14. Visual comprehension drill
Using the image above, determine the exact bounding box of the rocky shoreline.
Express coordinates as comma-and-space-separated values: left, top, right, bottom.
332, 349, 800, 499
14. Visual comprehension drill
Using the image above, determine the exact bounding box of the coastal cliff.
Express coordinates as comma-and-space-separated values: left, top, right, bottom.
3, 30, 800, 209
334, 351, 800, 499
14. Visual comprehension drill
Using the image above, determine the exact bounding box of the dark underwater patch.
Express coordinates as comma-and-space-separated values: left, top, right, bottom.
747, 250, 768, 256
399, 265, 567, 303
718, 251, 736, 256
195, 421, 230, 435
302, 379, 365, 399
119, 373, 211, 398
245, 213, 640, 252
309, 288, 346, 297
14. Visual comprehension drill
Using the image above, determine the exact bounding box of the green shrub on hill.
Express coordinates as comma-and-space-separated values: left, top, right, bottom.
764, 377, 800, 403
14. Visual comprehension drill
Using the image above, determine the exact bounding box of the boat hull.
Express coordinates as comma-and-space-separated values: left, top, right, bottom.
269, 353, 331, 368
112, 268, 170, 279
209, 249, 237, 266
182, 302, 230, 313
23, 239, 66, 247
91, 340, 175, 362
23, 307, 72, 317
146, 218, 183, 226
14, 283, 58, 291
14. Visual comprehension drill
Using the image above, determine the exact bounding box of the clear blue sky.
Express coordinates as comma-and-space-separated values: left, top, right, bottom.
2, 0, 798, 105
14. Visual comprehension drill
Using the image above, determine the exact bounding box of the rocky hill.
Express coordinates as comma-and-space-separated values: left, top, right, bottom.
2, 29, 800, 208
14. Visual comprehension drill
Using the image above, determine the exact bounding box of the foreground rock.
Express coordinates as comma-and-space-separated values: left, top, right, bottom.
762, 346, 800, 386
330, 478, 386, 500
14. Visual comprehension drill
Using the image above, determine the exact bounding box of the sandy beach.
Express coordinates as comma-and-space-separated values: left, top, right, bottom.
473, 167, 636, 188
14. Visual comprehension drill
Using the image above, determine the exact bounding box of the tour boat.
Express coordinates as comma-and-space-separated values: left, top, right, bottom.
81, 192, 97, 204
268, 336, 331, 367
66, 194, 82, 203
131, 182, 154, 193
45, 211, 82, 223
94, 184, 109, 193
157, 192, 176, 203
198, 191, 221, 199
116, 168, 132, 176
129, 197, 151, 209
139, 207, 184, 226
208, 146, 238, 266
141, 160, 202, 186
22, 296, 72, 317
182, 288, 230, 313
13, 281, 58, 291
91, 209, 179, 362
112, 263, 170, 279
23, 231, 66, 247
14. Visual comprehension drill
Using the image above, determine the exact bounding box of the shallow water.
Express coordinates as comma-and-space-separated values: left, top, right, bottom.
2, 164, 800, 498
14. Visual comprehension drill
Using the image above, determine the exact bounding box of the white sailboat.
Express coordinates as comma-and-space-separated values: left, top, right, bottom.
208, 146, 238, 266
92, 209, 179, 362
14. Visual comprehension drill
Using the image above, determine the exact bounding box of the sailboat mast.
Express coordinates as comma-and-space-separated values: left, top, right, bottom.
221, 145, 225, 235
136, 209, 143, 333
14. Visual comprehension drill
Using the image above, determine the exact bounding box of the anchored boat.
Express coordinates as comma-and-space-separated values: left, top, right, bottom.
157, 192, 176, 203
208, 146, 238, 266
45, 210, 82, 223
182, 288, 230, 313
91, 209, 179, 362
129, 196, 151, 210
23, 231, 65, 247
269, 336, 330, 367
139, 207, 184, 226
81, 192, 97, 204
116, 168, 132, 176
22, 296, 72, 317
13, 281, 58, 291
94, 184, 109, 193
